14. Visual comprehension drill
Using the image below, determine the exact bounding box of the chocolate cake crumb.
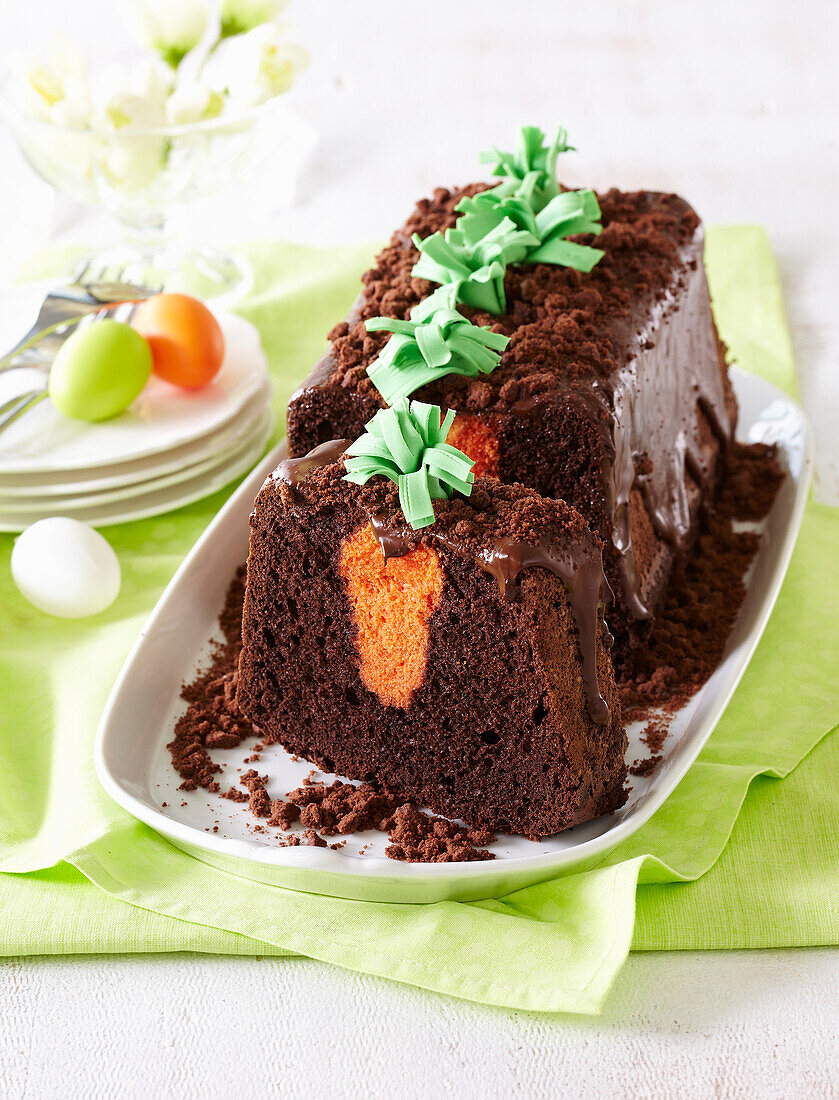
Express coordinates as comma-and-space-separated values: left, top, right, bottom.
249, 791, 271, 818
167, 568, 261, 791
285, 779, 402, 836
629, 755, 662, 778
618, 442, 783, 724
641, 714, 669, 754
383, 804, 496, 863
285, 779, 496, 860
716, 442, 785, 521
277, 834, 302, 847
221, 787, 249, 803
267, 799, 300, 829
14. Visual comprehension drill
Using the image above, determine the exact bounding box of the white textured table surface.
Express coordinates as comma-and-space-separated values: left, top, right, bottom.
2, 1, 838, 1096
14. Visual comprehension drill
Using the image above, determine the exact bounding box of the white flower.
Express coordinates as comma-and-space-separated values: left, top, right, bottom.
49, 75, 93, 128
129, 57, 174, 104
165, 80, 224, 125
203, 24, 308, 108
111, 95, 167, 131
7, 34, 88, 116
220, 0, 289, 36
121, 0, 212, 67
89, 61, 167, 131
91, 61, 131, 111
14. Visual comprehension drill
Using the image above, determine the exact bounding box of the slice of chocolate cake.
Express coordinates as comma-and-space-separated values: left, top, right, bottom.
287, 185, 737, 653
236, 433, 627, 839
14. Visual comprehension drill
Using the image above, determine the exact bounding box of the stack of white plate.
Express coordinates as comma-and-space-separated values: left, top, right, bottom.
0, 296, 273, 532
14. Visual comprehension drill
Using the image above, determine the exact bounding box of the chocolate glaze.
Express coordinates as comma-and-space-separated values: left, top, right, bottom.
274, 438, 351, 486
474, 538, 612, 725
597, 258, 731, 616
369, 511, 412, 559
513, 252, 730, 619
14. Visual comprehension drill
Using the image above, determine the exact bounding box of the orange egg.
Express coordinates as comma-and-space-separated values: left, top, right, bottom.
132, 293, 225, 390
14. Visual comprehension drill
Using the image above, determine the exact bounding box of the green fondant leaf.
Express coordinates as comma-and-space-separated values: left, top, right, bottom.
364, 300, 509, 406
399, 468, 435, 529
455, 179, 604, 275
479, 125, 574, 213
341, 398, 476, 530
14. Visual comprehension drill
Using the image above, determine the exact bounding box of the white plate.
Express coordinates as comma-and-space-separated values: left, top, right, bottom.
0, 379, 272, 497
0, 393, 272, 506
0, 408, 273, 531
95, 370, 812, 904
0, 407, 273, 513
0, 307, 268, 473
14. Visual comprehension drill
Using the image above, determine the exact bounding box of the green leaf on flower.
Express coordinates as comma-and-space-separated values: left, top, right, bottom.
343, 398, 476, 529
365, 300, 509, 406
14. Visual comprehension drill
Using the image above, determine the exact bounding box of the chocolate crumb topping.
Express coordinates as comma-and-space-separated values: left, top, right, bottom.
287, 185, 735, 628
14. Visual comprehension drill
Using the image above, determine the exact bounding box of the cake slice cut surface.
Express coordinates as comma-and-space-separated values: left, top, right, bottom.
236, 444, 627, 839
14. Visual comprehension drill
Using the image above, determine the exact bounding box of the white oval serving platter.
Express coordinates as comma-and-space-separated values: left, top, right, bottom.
95, 369, 812, 903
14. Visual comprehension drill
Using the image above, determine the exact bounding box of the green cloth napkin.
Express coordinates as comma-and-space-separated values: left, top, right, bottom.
1, 228, 838, 1015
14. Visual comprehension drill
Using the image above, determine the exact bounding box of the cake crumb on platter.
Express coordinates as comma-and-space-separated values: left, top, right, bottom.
166, 440, 782, 856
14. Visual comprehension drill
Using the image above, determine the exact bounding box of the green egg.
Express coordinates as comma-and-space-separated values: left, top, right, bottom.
49, 319, 152, 422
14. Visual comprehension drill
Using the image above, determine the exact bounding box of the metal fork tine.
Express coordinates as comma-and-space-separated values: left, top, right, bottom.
0, 389, 47, 434
74, 258, 92, 286
1, 265, 160, 371
80, 259, 103, 287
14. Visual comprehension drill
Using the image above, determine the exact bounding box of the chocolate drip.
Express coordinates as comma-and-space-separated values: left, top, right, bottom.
365, 510, 612, 724
369, 511, 413, 560
275, 438, 351, 486
597, 259, 731, 616
513, 256, 732, 622
476, 538, 612, 725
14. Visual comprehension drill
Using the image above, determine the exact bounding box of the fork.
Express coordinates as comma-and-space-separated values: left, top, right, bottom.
0, 258, 161, 372
0, 262, 161, 436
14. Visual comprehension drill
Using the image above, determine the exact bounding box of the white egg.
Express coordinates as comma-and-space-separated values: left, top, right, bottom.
11, 517, 121, 619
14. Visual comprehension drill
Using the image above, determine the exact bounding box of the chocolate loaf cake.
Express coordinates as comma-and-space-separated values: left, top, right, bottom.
287, 187, 737, 649
236, 442, 626, 838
